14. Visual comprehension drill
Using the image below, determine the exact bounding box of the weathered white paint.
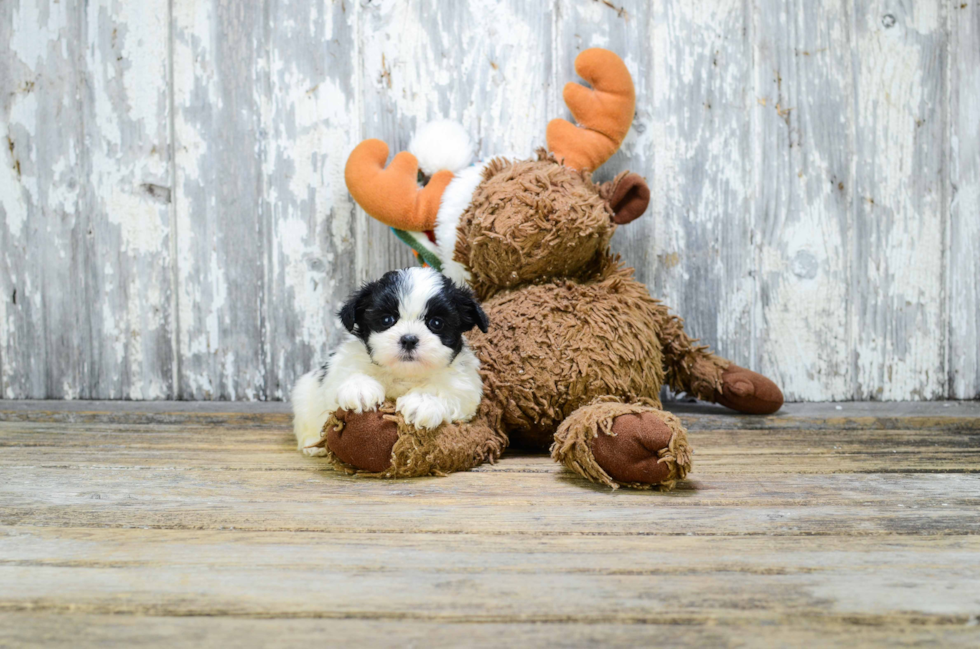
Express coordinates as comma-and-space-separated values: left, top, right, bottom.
261, 0, 359, 400
1, 0, 173, 400
851, 0, 948, 401
753, 0, 853, 400
948, 0, 980, 399
172, 0, 268, 400
1, 0, 977, 401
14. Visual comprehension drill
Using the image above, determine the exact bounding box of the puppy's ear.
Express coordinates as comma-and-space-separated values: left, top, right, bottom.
452, 284, 489, 334
338, 284, 373, 334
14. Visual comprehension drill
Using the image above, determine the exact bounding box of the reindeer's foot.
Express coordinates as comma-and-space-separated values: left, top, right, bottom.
316, 401, 508, 478
552, 398, 692, 490
715, 364, 784, 415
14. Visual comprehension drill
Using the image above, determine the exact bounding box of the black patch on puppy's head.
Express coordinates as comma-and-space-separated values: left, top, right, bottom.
419, 275, 489, 359
338, 270, 403, 342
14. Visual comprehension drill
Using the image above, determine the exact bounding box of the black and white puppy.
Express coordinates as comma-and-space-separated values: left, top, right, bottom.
293, 267, 489, 454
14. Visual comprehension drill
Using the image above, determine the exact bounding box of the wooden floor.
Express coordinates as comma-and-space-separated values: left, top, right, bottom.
1, 401, 979, 647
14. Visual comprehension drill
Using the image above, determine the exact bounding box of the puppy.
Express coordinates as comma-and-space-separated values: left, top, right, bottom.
292, 267, 489, 455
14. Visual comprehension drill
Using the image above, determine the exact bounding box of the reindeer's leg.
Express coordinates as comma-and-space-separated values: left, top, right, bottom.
310, 399, 508, 478
551, 398, 692, 490
658, 308, 784, 415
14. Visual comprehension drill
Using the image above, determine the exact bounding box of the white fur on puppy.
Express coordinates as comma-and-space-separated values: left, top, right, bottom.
292, 267, 488, 455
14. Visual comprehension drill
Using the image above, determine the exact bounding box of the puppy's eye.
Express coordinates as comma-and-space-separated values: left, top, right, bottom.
427, 317, 445, 332
381, 315, 396, 328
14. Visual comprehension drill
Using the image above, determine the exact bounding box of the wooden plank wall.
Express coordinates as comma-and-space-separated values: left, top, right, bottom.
0, 0, 977, 401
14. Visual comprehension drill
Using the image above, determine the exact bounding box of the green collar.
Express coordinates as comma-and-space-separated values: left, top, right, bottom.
391, 228, 443, 272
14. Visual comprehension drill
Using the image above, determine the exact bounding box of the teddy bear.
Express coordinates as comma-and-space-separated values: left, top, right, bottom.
312, 49, 783, 489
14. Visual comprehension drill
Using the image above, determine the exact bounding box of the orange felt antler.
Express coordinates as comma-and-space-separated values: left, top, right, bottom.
547, 49, 636, 171
344, 139, 454, 231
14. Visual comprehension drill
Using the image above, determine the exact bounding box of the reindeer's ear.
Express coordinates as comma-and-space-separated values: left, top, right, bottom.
601, 172, 650, 225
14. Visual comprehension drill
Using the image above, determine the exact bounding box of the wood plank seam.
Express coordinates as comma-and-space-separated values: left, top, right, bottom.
0, 603, 977, 627
167, 0, 180, 400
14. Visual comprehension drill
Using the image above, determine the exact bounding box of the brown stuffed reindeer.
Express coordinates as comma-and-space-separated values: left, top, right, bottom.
314, 49, 783, 489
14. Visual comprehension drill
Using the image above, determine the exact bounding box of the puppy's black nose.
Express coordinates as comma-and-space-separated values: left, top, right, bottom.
399, 334, 419, 351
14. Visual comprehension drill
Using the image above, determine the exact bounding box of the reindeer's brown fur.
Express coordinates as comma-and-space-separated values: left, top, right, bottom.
455, 159, 726, 463
322, 157, 730, 488
456, 158, 612, 300
469, 253, 668, 449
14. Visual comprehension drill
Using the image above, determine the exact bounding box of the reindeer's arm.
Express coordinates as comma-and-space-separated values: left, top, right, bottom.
656, 306, 784, 414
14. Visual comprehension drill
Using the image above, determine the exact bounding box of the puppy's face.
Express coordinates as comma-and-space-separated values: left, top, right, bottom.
339, 267, 489, 377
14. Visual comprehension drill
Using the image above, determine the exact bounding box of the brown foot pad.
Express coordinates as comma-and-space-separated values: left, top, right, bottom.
320, 409, 398, 472
592, 412, 675, 485
716, 364, 784, 415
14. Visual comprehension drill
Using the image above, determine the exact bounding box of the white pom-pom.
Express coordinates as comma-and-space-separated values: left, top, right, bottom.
408, 120, 474, 176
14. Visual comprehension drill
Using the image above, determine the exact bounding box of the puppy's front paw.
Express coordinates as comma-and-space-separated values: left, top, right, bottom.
336, 376, 386, 413
396, 393, 450, 430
